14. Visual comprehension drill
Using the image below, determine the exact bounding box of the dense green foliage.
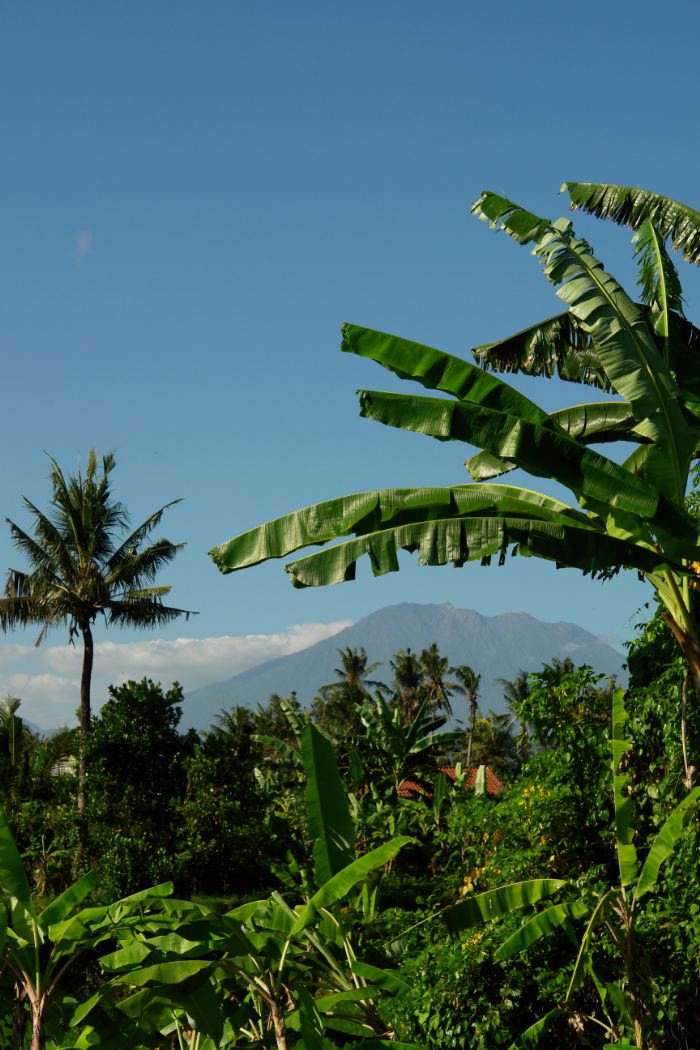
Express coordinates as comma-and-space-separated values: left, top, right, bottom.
4, 181, 700, 1045
0, 629, 697, 1048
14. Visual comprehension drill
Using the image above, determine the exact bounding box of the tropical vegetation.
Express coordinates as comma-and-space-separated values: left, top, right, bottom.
0, 450, 192, 811
2, 181, 700, 1046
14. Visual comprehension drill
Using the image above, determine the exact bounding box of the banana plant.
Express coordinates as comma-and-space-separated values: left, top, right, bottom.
69, 725, 414, 1050
0, 807, 183, 1050
210, 184, 700, 782
443, 690, 700, 1048
357, 693, 460, 798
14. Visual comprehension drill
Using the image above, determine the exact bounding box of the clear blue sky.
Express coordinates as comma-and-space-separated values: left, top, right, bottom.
2, 1, 699, 721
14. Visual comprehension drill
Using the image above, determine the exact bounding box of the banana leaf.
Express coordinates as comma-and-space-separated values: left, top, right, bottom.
566, 889, 615, 999
112, 959, 212, 986
283, 511, 680, 590
467, 401, 647, 482
350, 960, 409, 995
211, 482, 612, 575
301, 723, 354, 886
341, 322, 549, 422
634, 787, 700, 901
507, 1008, 561, 1049
495, 900, 590, 960
473, 192, 695, 504
0, 809, 34, 915
472, 311, 609, 389
38, 871, 99, 929
358, 389, 667, 522
444, 879, 566, 934
297, 986, 325, 1050
563, 182, 700, 266
611, 691, 638, 887
292, 837, 410, 934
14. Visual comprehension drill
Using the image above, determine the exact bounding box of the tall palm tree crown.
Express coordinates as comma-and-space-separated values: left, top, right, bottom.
0, 450, 191, 811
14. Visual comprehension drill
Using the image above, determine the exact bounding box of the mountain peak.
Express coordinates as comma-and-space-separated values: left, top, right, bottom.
182, 602, 627, 732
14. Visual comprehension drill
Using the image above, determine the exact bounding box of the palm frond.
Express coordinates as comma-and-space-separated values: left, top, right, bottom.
106, 596, 193, 629
6, 517, 67, 579
106, 502, 182, 574
564, 182, 700, 266
105, 539, 185, 589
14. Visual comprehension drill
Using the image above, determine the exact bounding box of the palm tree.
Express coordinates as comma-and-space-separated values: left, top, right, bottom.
419, 642, 457, 717
313, 647, 385, 740
0, 450, 191, 812
452, 665, 481, 768
390, 648, 424, 723
498, 670, 532, 759
211, 182, 700, 779
0, 696, 77, 807
470, 711, 519, 778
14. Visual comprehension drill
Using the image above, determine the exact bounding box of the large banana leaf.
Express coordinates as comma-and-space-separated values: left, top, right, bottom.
507, 1008, 562, 1050
350, 960, 409, 995
341, 322, 549, 421
611, 690, 638, 887
358, 389, 695, 540
466, 400, 646, 482
212, 483, 606, 574
494, 900, 590, 961
291, 837, 410, 934
211, 481, 685, 592
474, 191, 694, 503
633, 221, 685, 345
283, 512, 679, 589
38, 870, 99, 929
566, 889, 615, 999
472, 311, 610, 389
444, 879, 566, 934
0, 807, 33, 914
634, 786, 700, 901
564, 182, 700, 266
301, 723, 354, 886
297, 986, 325, 1050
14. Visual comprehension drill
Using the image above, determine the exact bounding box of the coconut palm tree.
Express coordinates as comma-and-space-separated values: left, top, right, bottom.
0, 696, 76, 807
211, 182, 700, 780
313, 647, 385, 740
470, 710, 519, 778
0, 450, 191, 812
390, 648, 424, 723
419, 642, 457, 717
451, 665, 481, 767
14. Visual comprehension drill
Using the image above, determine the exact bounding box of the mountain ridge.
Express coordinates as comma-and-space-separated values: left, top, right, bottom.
181, 602, 626, 731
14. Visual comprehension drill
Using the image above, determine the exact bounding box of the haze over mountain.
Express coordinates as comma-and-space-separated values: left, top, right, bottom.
182, 602, 626, 731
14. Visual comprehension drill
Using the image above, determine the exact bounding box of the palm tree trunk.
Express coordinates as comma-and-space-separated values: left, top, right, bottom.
466, 697, 476, 768
77, 623, 93, 815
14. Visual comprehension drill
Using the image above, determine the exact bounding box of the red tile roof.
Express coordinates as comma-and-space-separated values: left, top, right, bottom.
440, 765, 503, 796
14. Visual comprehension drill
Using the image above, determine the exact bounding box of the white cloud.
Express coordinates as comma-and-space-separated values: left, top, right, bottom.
74, 229, 93, 263
0, 621, 351, 730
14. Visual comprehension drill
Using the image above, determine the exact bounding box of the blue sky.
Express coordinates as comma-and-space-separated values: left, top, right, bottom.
2, 1, 699, 724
